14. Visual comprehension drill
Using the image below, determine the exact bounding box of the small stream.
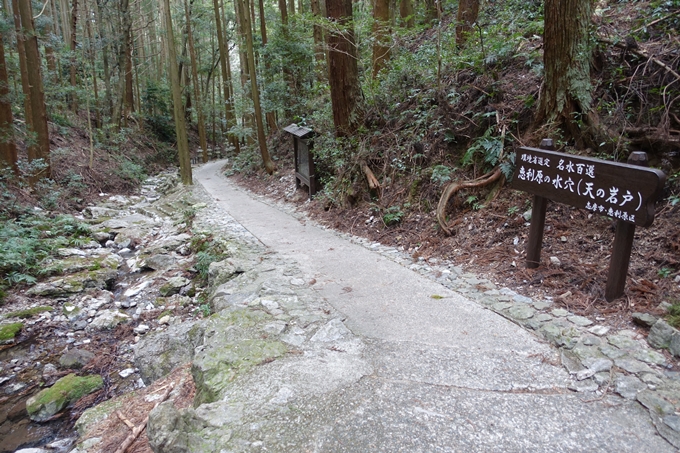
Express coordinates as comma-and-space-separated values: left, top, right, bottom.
0, 264, 154, 452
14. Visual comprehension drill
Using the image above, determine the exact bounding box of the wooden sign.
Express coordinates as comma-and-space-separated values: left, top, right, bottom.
510, 141, 666, 301
283, 124, 318, 199
511, 147, 666, 227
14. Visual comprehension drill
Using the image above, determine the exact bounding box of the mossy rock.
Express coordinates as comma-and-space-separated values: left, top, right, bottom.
5, 306, 53, 319
0, 322, 23, 344
26, 373, 104, 422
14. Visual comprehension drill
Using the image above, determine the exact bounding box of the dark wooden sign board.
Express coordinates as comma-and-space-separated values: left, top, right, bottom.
511, 140, 666, 301
283, 124, 318, 199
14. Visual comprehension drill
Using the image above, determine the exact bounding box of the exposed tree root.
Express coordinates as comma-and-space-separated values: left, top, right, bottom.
360, 160, 382, 198
436, 167, 503, 235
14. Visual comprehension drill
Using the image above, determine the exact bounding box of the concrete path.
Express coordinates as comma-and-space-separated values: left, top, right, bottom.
195, 161, 673, 452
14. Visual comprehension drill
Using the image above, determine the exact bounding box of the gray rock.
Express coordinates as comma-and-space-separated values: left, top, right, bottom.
59, 349, 95, 369
608, 334, 640, 351
87, 309, 130, 331
664, 415, 680, 432
599, 344, 627, 360
567, 379, 598, 393
633, 348, 667, 366
551, 308, 569, 317
637, 390, 676, 416
588, 325, 610, 336
632, 312, 658, 328
144, 254, 177, 271
207, 259, 248, 287
159, 277, 190, 297
648, 319, 675, 349
311, 319, 351, 343
134, 321, 205, 384
567, 315, 593, 327
507, 305, 535, 320
561, 350, 585, 374
670, 331, 680, 358
581, 357, 613, 373
83, 206, 119, 219
614, 374, 646, 399
92, 231, 111, 243
134, 324, 150, 335
614, 357, 653, 374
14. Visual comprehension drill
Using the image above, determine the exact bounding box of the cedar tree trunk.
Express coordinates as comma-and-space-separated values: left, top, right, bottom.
327, 0, 361, 137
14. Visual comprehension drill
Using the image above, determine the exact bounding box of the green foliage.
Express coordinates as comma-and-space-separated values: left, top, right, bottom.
0, 322, 23, 342
0, 214, 91, 288
5, 306, 53, 319
114, 156, 147, 184
190, 234, 230, 284
431, 165, 455, 186
461, 127, 505, 169
666, 301, 680, 329
142, 81, 175, 143
658, 267, 673, 279
383, 205, 406, 226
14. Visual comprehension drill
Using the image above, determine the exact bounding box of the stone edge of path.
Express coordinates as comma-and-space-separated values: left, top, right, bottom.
220, 171, 680, 447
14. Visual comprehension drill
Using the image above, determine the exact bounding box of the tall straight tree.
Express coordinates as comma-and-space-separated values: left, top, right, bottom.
455, 0, 479, 46
241, 0, 275, 174
326, 0, 361, 137
258, 0, 277, 131
212, 0, 240, 154
399, 0, 413, 28
536, 0, 593, 141
184, 0, 208, 162
310, 0, 325, 74
371, 0, 390, 77
15, 0, 50, 179
162, 0, 192, 184
69, 0, 78, 111
0, 32, 17, 173
112, 0, 133, 128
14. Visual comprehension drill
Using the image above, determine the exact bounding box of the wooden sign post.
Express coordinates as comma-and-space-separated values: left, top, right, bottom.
283, 124, 318, 199
511, 141, 666, 301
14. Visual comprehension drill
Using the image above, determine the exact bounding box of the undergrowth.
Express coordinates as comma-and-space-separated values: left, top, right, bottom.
0, 214, 92, 299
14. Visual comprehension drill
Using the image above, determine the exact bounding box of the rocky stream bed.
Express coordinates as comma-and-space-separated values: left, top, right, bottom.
2, 166, 680, 452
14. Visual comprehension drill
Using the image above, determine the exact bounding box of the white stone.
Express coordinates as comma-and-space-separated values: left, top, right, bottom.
118, 368, 136, 378
588, 325, 610, 336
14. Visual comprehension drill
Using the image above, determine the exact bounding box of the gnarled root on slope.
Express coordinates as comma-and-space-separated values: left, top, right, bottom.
436, 168, 503, 235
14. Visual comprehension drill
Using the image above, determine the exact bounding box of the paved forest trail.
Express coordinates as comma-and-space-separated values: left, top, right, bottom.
194, 160, 673, 452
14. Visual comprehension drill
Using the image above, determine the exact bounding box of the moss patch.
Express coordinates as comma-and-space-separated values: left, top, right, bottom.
0, 322, 23, 342
5, 306, 53, 319
26, 373, 104, 422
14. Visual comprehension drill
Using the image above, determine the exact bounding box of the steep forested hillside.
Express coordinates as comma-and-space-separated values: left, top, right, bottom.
0, 0, 679, 313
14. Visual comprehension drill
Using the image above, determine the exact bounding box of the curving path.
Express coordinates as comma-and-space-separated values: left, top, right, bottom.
194, 160, 673, 452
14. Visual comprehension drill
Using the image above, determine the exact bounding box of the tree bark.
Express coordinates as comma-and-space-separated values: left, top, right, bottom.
455, 0, 479, 47
70, 0, 78, 112
326, 0, 361, 137
162, 0, 192, 185
372, 0, 390, 77
0, 33, 17, 173
423, 0, 436, 25
536, 0, 593, 142
241, 0, 275, 174
311, 0, 325, 75
213, 0, 241, 154
258, 0, 277, 132
112, 0, 132, 129
185, 0, 209, 162
399, 0, 413, 28
16, 0, 51, 179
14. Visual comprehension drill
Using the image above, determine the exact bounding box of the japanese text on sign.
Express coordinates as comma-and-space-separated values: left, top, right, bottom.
511, 147, 666, 227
